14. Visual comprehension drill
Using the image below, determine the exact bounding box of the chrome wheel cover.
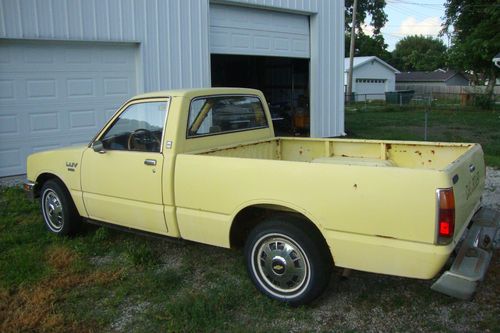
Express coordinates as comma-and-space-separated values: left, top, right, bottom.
42, 189, 64, 232
251, 233, 310, 298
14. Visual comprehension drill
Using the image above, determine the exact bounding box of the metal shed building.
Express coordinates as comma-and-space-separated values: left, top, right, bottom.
0, 0, 345, 177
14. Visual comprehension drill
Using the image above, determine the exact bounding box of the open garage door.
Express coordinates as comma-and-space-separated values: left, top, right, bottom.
210, 5, 311, 136
0, 41, 137, 177
209, 4, 310, 58
212, 55, 309, 136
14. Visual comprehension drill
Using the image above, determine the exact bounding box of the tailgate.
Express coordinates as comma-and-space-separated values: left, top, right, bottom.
444, 144, 485, 239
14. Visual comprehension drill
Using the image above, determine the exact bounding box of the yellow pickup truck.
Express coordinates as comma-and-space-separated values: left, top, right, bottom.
25, 88, 499, 305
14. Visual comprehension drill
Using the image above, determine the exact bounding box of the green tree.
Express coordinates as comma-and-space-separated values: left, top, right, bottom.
442, 0, 500, 94
345, 0, 388, 34
345, 32, 391, 61
391, 35, 447, 71
345, 0, 390, 59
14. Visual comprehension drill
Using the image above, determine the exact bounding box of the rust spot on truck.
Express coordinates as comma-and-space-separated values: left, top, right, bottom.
431, 150, 435, 154
353, 184, 358, 189
415, 150, 422, 156
202, 139, 274, 154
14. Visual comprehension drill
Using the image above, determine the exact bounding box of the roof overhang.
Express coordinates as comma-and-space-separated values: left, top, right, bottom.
345, 56, 400, 74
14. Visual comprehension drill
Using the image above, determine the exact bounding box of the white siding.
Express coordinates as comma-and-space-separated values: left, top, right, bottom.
0, 0, 211, 91
0, 0, 344, 140
352, 61, 396, 93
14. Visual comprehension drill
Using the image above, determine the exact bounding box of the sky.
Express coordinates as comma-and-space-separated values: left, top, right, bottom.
361, 0, 448, 51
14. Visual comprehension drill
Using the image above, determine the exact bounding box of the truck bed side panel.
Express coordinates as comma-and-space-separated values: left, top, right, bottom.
175, 154, 445, 243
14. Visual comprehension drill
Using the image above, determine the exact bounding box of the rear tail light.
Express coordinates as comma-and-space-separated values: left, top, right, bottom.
437, 188, 455, 244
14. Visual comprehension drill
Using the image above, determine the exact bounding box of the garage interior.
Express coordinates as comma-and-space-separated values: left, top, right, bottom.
211, 54, 310, 136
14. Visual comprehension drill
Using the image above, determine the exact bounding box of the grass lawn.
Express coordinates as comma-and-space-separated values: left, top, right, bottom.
345, 108, 500, 168
1, 187, 499, 332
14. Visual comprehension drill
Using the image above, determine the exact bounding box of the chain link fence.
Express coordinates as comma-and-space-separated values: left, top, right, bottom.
345, 91, 500, 112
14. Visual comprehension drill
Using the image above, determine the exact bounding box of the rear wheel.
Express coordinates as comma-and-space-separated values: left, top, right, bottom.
244, 216, 332, 306
40, 179, 80, 236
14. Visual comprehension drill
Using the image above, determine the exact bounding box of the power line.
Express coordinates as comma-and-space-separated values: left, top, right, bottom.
389, 0, 500, 8
386, 3, 433, 20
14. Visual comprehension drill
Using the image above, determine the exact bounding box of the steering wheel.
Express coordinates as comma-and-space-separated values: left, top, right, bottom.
127, 128, 161, 151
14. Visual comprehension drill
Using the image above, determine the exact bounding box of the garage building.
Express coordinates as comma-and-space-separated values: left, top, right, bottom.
344, 56, 400, 101
0, 0, 344, 177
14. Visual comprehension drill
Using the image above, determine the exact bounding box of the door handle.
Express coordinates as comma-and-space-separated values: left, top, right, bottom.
144, 159, 157, 166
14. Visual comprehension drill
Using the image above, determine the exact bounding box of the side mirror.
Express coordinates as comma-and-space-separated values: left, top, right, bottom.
92, 140, 106, 154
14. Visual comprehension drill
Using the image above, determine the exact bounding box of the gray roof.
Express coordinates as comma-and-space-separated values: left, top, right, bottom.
344, 56, 400, 73
396, 70, 463, 82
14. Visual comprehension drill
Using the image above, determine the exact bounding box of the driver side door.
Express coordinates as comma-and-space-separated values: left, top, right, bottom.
81, 98, 169, 235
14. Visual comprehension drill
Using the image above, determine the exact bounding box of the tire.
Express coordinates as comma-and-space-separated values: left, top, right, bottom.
244, 216, 332, 306
40, 179, 81, 236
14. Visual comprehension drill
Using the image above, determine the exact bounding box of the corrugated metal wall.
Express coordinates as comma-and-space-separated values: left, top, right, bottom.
0, 0, 211, 92
0, 0, 344, 137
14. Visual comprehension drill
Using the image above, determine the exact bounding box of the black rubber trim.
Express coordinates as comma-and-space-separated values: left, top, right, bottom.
83, 218, 184, 245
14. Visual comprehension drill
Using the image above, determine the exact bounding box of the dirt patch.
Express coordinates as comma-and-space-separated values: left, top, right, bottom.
46, 245, 78, 271
0, 246, 123, 333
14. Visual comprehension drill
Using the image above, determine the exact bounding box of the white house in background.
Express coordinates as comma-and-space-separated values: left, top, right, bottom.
344, 56, 400, 101
0, 0, 345, 177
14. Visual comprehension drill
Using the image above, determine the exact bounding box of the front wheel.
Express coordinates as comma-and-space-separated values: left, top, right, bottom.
244, 217, 332, 306
40, 179, 80, 236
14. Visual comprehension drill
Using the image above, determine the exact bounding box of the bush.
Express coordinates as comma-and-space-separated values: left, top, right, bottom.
473, 94, 494, 110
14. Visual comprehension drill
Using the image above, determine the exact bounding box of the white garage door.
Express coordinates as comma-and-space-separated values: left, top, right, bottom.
0, 41, 137, 177
210, 4, 310, 58
355, 79, 387, 101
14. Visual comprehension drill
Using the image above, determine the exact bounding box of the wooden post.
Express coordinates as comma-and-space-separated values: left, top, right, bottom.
346, 0, 358, 103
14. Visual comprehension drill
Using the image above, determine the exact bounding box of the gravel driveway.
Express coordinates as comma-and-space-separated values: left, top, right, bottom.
0, 174, 25, 188
484, 167, 500, 211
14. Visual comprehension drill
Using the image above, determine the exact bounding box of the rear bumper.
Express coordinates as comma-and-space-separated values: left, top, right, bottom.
431, 208, 500, 300
23, 181, 36, 201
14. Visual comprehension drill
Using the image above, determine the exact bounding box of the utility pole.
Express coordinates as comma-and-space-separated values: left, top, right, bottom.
347, 0, 358, 103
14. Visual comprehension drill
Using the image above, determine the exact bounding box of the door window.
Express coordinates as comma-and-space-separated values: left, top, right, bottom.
100, 101, 167, 152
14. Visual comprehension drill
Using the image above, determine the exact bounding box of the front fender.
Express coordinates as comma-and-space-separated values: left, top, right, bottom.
27, 145, 88, 216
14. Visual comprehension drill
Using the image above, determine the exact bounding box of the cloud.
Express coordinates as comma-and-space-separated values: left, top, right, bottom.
360, 23, 375, 36
398, 16, 442, 37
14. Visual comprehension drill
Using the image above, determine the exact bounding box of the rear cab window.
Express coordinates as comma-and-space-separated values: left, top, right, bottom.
187, 95, 268, 138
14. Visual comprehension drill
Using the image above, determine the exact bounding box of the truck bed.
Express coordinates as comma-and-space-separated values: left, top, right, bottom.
192, 137, 474, 171
178, 138, 481, 279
